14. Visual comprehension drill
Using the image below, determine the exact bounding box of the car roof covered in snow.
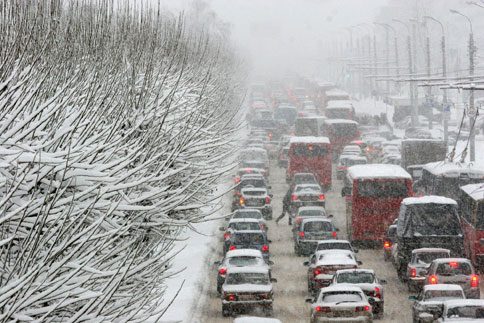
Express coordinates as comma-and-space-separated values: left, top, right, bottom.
290, 136, 330, 144
317, 239, 351, 245
324, 119, 358, 125
301, 217, 332, 224
228, 218, 261, 224
225, 249, 264, 258
233, 209, 262, 215
402, 195, 457, 206
319, 285, 364, 293
335, 269, 375, 275
461, 183, 484, 201
241, 187, 268, 193
297, 206, 326, 213
444, 299, 484, 308
347, 164, 412, 180
226, 266, 269, 275
423, 161, 484, 178
346, 155, 367, 161
412, 248, 451, 254
423, 284, 464, 292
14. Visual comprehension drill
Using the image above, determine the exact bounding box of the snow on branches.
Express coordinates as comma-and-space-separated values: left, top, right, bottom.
0, 0, 242, 321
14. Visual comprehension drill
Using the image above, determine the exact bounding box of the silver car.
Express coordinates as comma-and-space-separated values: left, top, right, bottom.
410, 284, 465, 323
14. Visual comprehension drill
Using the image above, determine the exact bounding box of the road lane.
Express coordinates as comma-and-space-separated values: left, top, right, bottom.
196, 160, 417, 322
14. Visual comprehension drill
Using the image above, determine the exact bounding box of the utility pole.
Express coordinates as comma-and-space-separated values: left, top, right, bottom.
375, 23, 391, 99
450, 9, 476, 161
425, 15, 448, 145
423, 21, 433, 130
394, 19, 417, 127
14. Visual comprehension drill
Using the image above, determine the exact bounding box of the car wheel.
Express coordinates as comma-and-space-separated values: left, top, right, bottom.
222, 305, 230, 317
264, 305, 273, 317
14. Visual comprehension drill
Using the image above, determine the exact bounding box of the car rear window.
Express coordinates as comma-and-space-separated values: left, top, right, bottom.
317, 243, 352, 251
233, 212, 261, 219
229, 222, 260, 231
304, 221, 332, 232
243, 190, 266, 196
322, 291, 362, 303
436, 262, 472, 275
299, 210, 326, 217
226, 273, 268, 285
227, 256, 260, 266
337, 272, 374, 284
415, 252, 449, 264
424, 290, 464, 301
233, 233, 265, 245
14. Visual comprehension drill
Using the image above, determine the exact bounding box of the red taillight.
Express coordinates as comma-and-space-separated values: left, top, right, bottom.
224, 232, 230, 240
344, 167, 348, 170
230, 246, 236, 251
261, 245, 269, 252
292, 195, 297, 200
280, 154, 284, 158
268, 133, 273, 137
219, 268, 227, 275
418, 194, 423, 198
449, 261, 458, 268
314, 267, 322, 275
236, 191, 240, 195
265, 197, 271, 203
318, 194, 325, 201
265, 164, 269, 169
239, 197, 244, 204
324, 179, 328, 184
472, 275, 479, 287
297, 217, 301, 223
429, 275, 437, 284
346, 196, 351, 200
375, 287, 381, 298
228, 295, 236, 301
384, 241, 390, 248
332, 231, 337, 237
338, 166, 343, 170
316, 306, 331, 312
410, 268, 416, 277
356, 306, 370, 312
299, 232, 305, 237
261, 224, 265, 229
235, 177, 240, 183
291, 132, 295, 136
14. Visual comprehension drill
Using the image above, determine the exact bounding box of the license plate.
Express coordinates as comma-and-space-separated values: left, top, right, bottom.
336, 310, 353, 317
238, 294, 254, 301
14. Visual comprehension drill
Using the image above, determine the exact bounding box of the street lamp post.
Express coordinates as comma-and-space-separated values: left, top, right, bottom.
425, 15, 448, 145
375, 23, 391, 100
450, 9, 476, 162
393, 19, 418, 127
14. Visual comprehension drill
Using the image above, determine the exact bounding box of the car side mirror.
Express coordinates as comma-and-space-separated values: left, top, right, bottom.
380, 279, 387, 284
219, 227, 225, 231
268, 185, 272, 189
335, 228, 340, 232
268, 260, 274, 265
353, 249, 359, 253
271, 278, 278, 283
408, 296, 417, 300
267, 240, 272, 243
305, 298, 314, 304
225, 217, 230, 221
328, 214, 334, 218
357, 261, 363, 266
368, 297, 375, 303
303, 261, 310, 266
214, 261, 221, 265
269, 194, 274, 198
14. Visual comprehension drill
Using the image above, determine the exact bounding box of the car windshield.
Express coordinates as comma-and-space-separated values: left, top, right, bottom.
233, 212, 261, 220
233, 233, 265, 245
227, 256, 260, 266
337, 272, 374, 284
423, 290, 464, 301
228, 222, 261, 231
446, 306, 484, 319
226, 273, 269, 285
317, 243, 352, 252
322, 291, 362, 303
409, 204, 462, 236
299, 209, 326, 217
436, 262, 472, 275
303, 221, 332, 232
294, 175, 318, 184
240, 179, 265, 188
415, 252, 449, 265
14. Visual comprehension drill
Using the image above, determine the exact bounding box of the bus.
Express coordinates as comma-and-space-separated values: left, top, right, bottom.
325, 100, 355, 120
323, 89, 350, 107
286, 136, 332, 189
320, 119, 359, 157
342, 164, 413, 243
460, 183, 484, 269
401, 139, 447, 175
417, 162, 484, 199
294, 116, 327, 137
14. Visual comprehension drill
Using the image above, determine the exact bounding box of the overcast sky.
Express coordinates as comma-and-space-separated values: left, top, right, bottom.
161, 0, 389, 75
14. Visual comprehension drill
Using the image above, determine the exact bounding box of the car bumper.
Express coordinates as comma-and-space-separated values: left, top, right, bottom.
312, 315, 372, 323
222, 300, 273, 307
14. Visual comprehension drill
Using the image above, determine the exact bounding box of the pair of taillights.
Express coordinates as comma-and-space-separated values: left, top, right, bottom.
315, 305, 370, 312
229, 245, 269, 252
239, 197, 271, 204
337, 166, 348, 170
224, 292, 271, 301
314, 265, 358, 275
292, 194, 325, 200
429, 274, 479, 287
299, 231, 336, 238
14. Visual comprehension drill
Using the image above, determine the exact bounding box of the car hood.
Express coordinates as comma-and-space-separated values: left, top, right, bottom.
222, 284, 273, 293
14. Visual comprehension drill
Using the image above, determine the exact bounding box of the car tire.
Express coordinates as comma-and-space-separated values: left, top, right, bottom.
264, 305, 273, 317
222, 305, 231, 317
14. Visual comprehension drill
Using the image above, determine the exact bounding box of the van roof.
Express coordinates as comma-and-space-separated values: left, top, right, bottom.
290, 136, 330, 144
402, 195, 457, 205
423, 161, 484, 178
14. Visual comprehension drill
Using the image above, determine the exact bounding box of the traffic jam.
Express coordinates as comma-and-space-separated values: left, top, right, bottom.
206, 78, 484, 323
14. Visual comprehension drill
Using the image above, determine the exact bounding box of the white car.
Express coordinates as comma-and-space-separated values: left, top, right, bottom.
331, 269, 386, 318
306, 285, 373, 323
233, 317, 282, 323
214, 249, 271, 294
437, 299, 484, 322
410, 284, 465, 323
221, 267, 276, 317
